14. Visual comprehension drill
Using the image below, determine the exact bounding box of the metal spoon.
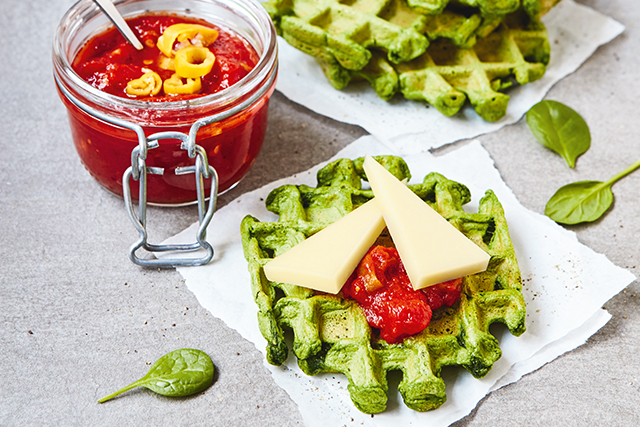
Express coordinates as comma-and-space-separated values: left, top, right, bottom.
92, 0, 144, 50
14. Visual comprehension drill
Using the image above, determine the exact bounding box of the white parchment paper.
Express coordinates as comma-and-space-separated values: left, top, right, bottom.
160, 136, 636, 427
275, 0, 624, 154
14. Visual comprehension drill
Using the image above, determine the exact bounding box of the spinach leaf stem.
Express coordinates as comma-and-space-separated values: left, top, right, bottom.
604, 157, 640, 188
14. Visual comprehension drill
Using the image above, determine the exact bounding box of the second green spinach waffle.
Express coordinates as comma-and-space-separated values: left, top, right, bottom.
241, 156, 526, 413
266, 0, 560, 121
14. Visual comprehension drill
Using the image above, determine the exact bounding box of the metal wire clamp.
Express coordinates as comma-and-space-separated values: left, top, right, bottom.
55, 75, 219, 267
122, 134, 218, 267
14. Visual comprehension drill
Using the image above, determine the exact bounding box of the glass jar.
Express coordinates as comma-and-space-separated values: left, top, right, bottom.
53, 0, 277, 205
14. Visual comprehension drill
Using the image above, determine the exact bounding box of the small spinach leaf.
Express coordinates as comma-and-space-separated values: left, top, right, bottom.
526, 100, 590, 168
545, 181, 613, 224
98, 348, 214, 403
545, 158, 640, 225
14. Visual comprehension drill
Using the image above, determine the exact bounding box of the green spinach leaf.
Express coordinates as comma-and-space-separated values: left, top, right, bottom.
546, 158, 640, 225
545, 181, 613, 224
98, 348, 214, 403
526, 100, 590, 168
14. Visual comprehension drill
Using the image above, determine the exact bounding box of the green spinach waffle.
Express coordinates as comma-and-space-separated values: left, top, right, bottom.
240, 156, 526, 413
264, 0, 561, 120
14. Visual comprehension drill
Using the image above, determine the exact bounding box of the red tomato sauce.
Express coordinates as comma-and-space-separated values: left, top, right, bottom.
343, 246, 462, 344
72, 14, 259, 101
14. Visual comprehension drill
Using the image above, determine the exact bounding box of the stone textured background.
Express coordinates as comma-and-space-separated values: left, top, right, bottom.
1, 1, 638, 425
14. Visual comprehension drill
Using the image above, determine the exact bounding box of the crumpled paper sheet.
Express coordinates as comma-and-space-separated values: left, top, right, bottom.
160, 136, 636, 427
275, 0, 625, 154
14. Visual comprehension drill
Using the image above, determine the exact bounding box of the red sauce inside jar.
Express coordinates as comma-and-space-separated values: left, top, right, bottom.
72, 15, 259, 101
343, 246, 462, 344
60, 13, 275, 205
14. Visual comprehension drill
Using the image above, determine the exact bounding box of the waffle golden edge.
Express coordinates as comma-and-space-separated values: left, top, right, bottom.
240, 155, 526, 413
264, 0, 562, 121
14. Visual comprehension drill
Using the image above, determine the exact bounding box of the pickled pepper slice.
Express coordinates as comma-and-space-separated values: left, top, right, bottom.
125, 71, 162, 96
157, 23, 219, 57
174, 46, 216, 78
163, 73, 202, 95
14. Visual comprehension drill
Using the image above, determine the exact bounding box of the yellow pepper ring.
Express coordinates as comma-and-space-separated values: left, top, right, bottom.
156, 23, 219, 57
174, 46, 216, 79
163, 73, 202, 95
125, 71, 162, 96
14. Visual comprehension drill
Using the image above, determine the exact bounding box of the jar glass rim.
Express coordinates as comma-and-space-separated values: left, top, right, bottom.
52, 0, 278, 113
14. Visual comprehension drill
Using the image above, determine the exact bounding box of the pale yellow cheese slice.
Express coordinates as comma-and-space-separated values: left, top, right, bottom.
363, 156, 490, 290
263, 198, 386, 294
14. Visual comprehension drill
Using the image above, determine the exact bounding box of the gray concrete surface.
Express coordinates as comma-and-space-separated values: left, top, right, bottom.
1, 0, 638, 425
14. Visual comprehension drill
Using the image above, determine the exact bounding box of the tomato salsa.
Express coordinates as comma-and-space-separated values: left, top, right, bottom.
343, 246, 462, 344
58, 11, 277, 205
72, 14, 259, 101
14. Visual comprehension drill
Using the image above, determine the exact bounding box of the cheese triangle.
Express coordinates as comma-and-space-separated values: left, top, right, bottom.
363, 156, 490, 289
263, 198, 386, 294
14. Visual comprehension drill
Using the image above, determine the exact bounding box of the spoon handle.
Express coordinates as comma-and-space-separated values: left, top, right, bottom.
92, 0, 144, 50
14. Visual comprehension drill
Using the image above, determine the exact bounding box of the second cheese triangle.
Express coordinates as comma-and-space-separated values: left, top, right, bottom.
363, 155, 490, 290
